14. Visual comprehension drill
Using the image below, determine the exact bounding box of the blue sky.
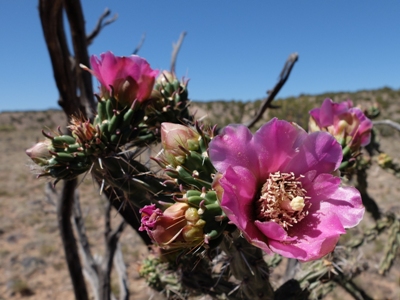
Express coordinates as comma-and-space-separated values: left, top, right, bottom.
1, 1, 399, 111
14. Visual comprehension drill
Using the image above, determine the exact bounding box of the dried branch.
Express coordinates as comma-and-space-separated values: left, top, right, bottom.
133, 33, 146, 55
373, 119, 400, 132
73, 192, 100, 300
245, 52, 299, 129
63, 0, 97, 118
98, 182, 152, 245
39, 1, 100, 298
114, 243, 130, 300
58, 179, 89, 300
45, 181, 94, 299
98, 199, 127, 300
39, 0, 83, 117
170, 31, 187, 74
87, 8, 118, 46
72, 185, 130, 300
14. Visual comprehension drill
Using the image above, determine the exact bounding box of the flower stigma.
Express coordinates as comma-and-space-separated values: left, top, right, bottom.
255, 171, 311, 230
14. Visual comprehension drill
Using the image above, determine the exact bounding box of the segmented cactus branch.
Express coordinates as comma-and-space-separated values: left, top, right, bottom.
220, 230, 274, 300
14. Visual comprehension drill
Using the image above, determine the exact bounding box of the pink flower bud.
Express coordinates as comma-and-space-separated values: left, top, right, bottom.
139, 202, 205, 249
161, 123, 200, 165
26, 140, 52, 165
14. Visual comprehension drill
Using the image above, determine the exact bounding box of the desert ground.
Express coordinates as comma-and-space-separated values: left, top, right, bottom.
1, 90, 400, 299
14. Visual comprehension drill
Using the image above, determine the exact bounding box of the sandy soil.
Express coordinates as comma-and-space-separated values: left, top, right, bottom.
0, 105, 399, 300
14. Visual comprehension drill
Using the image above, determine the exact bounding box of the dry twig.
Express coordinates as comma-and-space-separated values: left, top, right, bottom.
245, 52, 299, 129
170, 31, 187, 74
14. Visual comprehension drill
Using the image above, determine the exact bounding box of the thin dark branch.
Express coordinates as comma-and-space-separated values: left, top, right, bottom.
245, 52, 299, 129
63, 0, 97, 118
98, 200, 127, 300
170, 31, 187, 74
58, 179, 89, 300
92, 173, 152, 245
373, 119, 400, 132
73, 192, 100, 299
39, 1, 89, 298
133, 33, 146, 55
39, 0, 83, 117
87, 8, 118, 46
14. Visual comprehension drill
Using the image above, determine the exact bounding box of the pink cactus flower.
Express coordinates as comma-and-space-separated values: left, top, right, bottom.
82, 51, 158, 105
209, 119, 364, 261
309, 98, 373, 150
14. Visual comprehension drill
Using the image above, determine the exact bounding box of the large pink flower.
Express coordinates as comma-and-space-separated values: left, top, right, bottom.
84, 51, 158, 105
209, 119, 364, 261
309, 99, 372, 150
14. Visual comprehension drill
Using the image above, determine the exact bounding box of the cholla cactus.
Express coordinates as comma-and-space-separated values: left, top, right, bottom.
27, 50, 379, 300
26, 52, 193, 186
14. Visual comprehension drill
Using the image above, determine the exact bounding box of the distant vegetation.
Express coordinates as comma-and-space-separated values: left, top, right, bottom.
193, 87, 400, 131
1, 87, 399, 134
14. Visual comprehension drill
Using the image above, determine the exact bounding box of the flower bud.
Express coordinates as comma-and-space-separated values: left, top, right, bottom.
26, 140, 52, 166
161, 123, 200, 166
158, 71, 177, 86
139, 203, 205, 249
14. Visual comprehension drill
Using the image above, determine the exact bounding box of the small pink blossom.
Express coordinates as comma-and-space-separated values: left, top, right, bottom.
139, 203, 205, 249
26, 140, 52, 166
309, 99, 372, 150
83, 51, 158, 105
209, 119, 364, 261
